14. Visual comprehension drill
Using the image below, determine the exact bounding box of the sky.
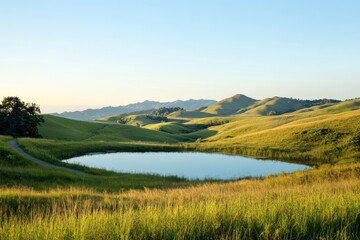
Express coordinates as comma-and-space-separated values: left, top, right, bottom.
0, 1, 359, 113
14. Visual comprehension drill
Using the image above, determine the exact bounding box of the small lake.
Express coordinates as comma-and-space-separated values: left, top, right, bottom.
64, 152, 310, 180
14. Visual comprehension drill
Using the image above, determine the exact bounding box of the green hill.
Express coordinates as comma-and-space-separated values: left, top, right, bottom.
295, 98, 360, 114
195, 99, 360, 163
202, 94, 257, 115
39, 115, 189, 143
242, 97, 308, 116
201, 95, 340, 117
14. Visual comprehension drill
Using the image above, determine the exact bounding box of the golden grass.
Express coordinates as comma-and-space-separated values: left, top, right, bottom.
1, 163, 359, 239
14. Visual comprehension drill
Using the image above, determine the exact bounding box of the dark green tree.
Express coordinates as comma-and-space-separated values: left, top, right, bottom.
0, 96, 44, 137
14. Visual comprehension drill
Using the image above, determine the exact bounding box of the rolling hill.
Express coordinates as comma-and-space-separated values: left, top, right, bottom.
39, 115, 190, 143
201, 94, 257, 115
200, 94, 340, 117
190, 99, 360, 163
240, 97, 340, 116
97, 94, 341, 123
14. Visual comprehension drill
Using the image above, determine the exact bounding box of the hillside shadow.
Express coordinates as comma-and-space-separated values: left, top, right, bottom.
181, 129, 218, 141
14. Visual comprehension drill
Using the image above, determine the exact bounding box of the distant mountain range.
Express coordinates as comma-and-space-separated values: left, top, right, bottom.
51, 99, 217, 120
51, 94, 344, 121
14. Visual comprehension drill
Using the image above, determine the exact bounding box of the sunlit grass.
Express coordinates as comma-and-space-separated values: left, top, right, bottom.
39, 115, 189, 142
1, 163, 359, 239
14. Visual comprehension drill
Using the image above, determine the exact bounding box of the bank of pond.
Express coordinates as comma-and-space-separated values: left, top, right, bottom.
64, 151, 310, 180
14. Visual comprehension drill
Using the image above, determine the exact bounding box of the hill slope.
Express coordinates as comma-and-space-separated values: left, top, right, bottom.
201, 94, 340, 117
40, 115, 190, 143
195, 99, 360, 163
242, 97, 340, 116
202, 94, 257, 115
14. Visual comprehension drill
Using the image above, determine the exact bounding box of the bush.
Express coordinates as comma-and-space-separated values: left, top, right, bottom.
0, 97, 44, 137
350, 132, 360, 151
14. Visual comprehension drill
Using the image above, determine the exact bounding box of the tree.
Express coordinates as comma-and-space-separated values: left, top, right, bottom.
0, 96, 44, 137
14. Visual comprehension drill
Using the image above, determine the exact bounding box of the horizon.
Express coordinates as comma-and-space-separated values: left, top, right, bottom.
43, 93, 355, 114
1, 1, 359, 113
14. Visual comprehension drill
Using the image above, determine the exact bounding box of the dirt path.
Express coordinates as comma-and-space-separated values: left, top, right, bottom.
7, 140, 87, 176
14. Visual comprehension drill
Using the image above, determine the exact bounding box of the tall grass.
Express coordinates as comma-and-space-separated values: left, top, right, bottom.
1, 163, 360, 239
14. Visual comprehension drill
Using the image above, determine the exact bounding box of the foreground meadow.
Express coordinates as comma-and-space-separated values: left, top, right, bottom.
1, 163, 360, 239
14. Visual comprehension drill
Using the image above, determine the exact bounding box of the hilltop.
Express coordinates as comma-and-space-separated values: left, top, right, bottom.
39, 115, 189, 143
201, 94, 257, 115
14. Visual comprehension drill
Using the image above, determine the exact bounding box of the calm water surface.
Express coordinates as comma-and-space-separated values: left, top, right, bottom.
64, 152, 310, 180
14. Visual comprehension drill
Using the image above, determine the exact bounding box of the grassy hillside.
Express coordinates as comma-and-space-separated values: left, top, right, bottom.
189, 100, 360, 163
241, 97, 334, 116
296, 99, 360, 114
241, 97, 306, 115
40, 115, 189, 143
0, 136, 35, 168
202, 94, 257, 115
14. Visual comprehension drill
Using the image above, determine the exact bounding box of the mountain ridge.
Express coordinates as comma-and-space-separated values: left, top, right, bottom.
51, 99, 217, 121
202, 94, 341, 117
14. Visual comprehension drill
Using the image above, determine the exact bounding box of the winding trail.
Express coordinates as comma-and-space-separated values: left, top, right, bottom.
7, 140, 87, 176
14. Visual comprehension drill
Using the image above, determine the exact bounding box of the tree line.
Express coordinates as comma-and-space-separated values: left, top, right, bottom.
146, 107, 184, 122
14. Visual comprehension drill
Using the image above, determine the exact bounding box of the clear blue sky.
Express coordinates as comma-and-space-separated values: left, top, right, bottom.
1, 0, 359, 113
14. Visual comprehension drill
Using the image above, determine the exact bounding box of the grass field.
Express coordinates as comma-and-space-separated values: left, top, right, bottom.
0, 163, 359, 239
40, 115, 190, 143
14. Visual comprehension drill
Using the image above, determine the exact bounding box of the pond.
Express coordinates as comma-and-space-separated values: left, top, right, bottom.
64, 152, 310, 180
